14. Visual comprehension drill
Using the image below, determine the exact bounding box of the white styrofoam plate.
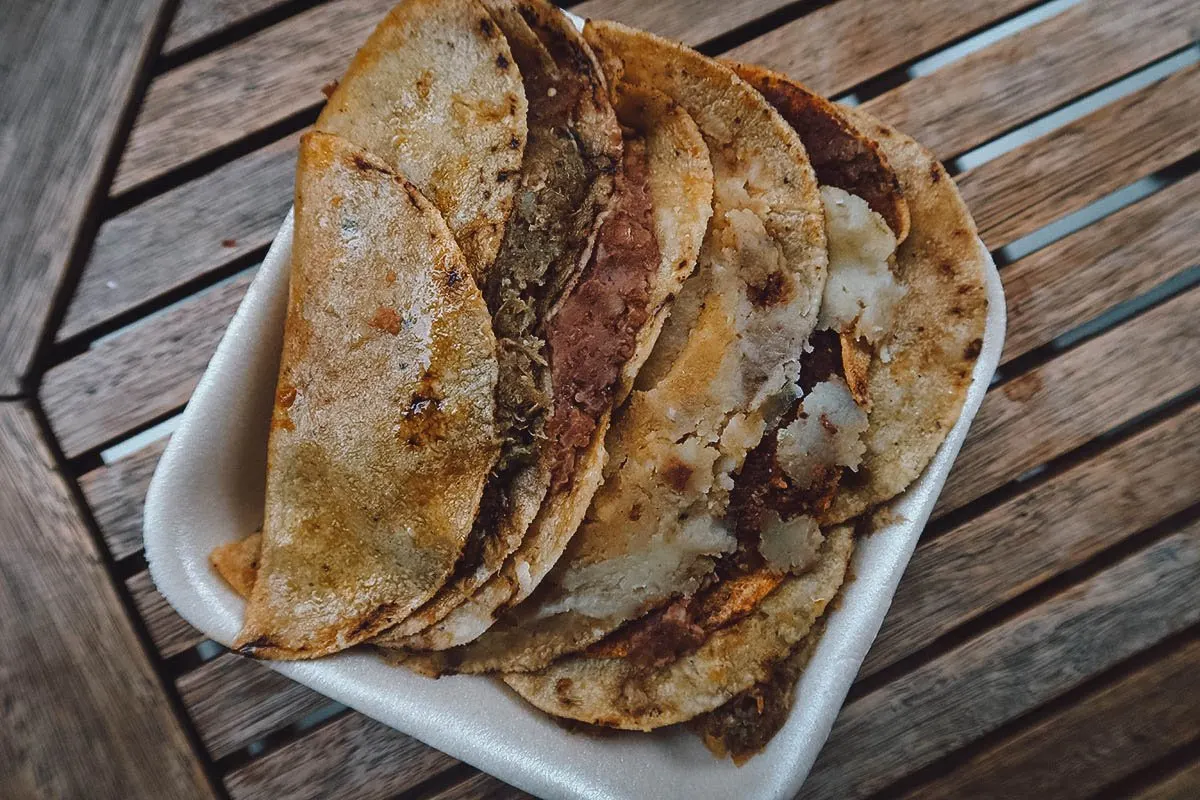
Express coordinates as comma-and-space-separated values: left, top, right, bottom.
144, 13, 1006, 793
144, 202, 1004, 798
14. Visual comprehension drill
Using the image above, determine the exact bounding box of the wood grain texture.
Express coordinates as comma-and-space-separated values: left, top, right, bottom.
901, 637, 1200, 800
79, 437, 168, 560
1001, 170, 1200, 364
865, 402, 1200, 677
63, 132, 300, 341
725, 0, 1037, 98
165, 0, 301, 55
224, 711, 459, 800
861, 0, 1198, 161
42, 270, 254, 458
424, 770, 533, 800
935, 287, 1200, 518
1132, 759, 1200, 800
802, 521, 1200, 800
0, 403, 213, 799
960, 62, 1200, 250
571, 0, 792, 46
127, 569, 207, 657
0, 0, 164, 393
114, 0, 394, 194
178, 653, 329, 759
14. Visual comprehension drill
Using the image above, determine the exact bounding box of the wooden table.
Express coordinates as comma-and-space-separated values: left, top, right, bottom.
2, 0, 1198, 797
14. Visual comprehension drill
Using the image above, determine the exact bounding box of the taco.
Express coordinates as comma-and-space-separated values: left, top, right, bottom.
232, 131, 499, 658
733, 66, 988, 525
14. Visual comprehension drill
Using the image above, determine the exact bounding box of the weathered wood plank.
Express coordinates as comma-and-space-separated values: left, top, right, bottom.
725, 0, 1037, 98
0, 403, 213, 799
0, 0, 165, 393
79, 437, 169, 560
165, 0, 301, 56
571, 0, 793, 46
960, 62, 1200, 250
114, 0, 394, 194
127, 569, 207, 658
861, 0, 1197, 161
178, 652, 329, 760
802, 520, 1200, 800
866, 402, 1200, 677
1001, 170, 1200, 364
42, 271, 254, 459
63, 133, 299, 341
901, 637, 1200, 800
424, 770, 533, 800
224, 711, 459, 800
935, 287, 1200, 518
1132, 759, 1200, 800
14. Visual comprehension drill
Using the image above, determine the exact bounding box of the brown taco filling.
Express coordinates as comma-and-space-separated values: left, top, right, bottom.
546, 136, 658, 492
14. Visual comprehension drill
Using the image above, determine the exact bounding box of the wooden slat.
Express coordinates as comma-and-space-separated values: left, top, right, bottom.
0, 0, 165, 393
901, 637, 1200, 800
165, 0, 301, 56
178, 653, 329, 759
224, 711, 459, 800
424, 770, 532, 800
571, 0, 793, 46
861, 0, 1197, 161
1132, 759, 1200, 800
63, 133, 299, 341
960, 62, 1200, 250
42, 271, 254, 459
865, 402, 1200, 677
802, 520, 1200, 800
0, 403, 213, 799
725, 0, 1037, 98
1001, 170, 1200, 364
79, 437, 168, 560
935, 287, 1200, 518
114, 0, 394, 195
127, 569, 207, 658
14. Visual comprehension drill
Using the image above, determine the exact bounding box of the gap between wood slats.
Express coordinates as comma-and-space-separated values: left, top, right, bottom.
1115, 740, 1200, 800
222, 707, 460, 800
161, 0, 333, 67
412, 765, 533, 800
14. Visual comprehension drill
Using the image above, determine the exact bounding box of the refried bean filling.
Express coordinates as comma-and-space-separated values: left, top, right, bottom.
545, 136, 658, 492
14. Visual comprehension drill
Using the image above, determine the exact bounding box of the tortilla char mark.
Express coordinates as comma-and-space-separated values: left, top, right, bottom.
545, 136, 659, 492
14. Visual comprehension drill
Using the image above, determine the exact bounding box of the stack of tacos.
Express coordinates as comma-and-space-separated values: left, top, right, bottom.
208, 0, 988, 761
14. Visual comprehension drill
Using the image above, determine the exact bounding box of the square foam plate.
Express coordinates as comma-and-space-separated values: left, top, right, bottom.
145, 24, 1006, 791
